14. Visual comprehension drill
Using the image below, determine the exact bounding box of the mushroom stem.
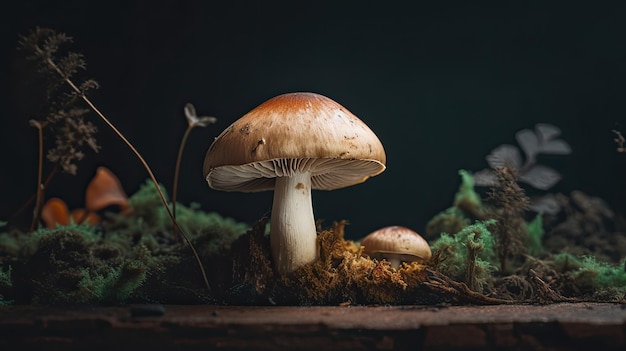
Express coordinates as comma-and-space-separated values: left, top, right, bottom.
386, 256, 401, 269
270, 171, 318, 275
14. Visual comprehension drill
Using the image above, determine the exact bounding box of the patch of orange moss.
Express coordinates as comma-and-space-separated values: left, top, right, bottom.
285, 221, 432, 305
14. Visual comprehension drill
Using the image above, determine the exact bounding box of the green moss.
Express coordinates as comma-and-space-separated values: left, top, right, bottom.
526, 213, 545, 256
108, 180, 247, 303
547, 253, 626, 301
11, 224, 158, 304
0, 232, 22, 258
174, 202, 248, 256
574, 256, 626, 292
76, 257, 148, 303
552, 252, 583, 272
17, 225, 149, 304
425, 170, 483, 238
453, 169, 483, 218
430, 220, 498, 292
0, 178, 251, 305
112, 180, 247, 253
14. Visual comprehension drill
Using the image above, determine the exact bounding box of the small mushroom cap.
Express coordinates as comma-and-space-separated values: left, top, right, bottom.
85, 167, 129, 212
203, 92, 386, 192
41, 197, 71, 228
361, 226, 432, 262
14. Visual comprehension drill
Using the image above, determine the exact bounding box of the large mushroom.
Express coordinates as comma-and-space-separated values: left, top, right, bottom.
203, 92, 386, 276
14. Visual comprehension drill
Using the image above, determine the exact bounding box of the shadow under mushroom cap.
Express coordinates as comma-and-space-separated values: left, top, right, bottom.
207, 157, 385, 192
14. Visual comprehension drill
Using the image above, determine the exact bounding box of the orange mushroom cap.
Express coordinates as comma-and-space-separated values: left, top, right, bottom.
41, 197, 71, 228
85, 166, 129, 213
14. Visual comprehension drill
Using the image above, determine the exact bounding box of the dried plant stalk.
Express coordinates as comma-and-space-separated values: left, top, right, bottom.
19, 27, 211, 292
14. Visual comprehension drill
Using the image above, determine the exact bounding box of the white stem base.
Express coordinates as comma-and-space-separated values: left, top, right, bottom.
270, 172, 318, 276
387, 256, 401, 269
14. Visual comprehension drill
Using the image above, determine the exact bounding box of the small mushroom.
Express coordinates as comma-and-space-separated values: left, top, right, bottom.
41, 197, 71, 228
361, 226, 432, 268
85, 166, 130, 213
40, 198, 100, 228
203, 92, 386, 276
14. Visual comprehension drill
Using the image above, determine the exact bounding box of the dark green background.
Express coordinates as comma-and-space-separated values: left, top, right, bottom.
4, 1, 626, 239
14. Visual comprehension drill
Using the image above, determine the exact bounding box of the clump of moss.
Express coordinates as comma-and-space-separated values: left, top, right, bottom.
526, 213, 545, 256
106, 180, 247, 252
11, 224, 147, 304
454, 169, 484, 219
101, 180, 248, 303
0, 178, 249, 305
425, 207, 470, 239
564, 255, 626, 301
502, 253, 626, 303
429, 220, 498, 293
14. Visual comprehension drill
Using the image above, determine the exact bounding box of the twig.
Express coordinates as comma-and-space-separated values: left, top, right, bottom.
29, 120, 45, 231
171, 125, 193, 241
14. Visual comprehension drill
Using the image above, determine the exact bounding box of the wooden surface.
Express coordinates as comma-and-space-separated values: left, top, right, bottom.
1, 302, 625, 350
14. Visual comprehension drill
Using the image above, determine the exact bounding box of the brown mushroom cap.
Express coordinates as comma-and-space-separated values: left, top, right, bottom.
85, 167, 129, 212
203, 92, 386, 192
41, 197, 70, 228
361, 226, 432, 263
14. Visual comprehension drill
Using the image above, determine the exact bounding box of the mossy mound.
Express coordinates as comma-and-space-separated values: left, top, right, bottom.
2, 171, 626, 306
227, 220, 507, 306
0, 181, 247, 305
